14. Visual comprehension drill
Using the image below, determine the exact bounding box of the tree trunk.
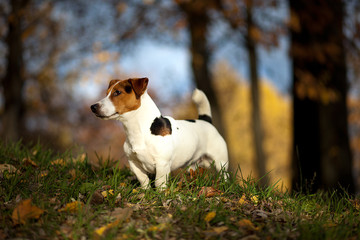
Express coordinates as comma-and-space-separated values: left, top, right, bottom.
177, 1, 226, 137
2, 0, 29, 142
245, 1, 268, 187
290, 0, 354, 193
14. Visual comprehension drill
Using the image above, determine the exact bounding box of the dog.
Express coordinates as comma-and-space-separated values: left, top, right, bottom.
91, 77, 228, 189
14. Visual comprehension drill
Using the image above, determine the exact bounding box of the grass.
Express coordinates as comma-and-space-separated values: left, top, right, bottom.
0, 141, 359, 239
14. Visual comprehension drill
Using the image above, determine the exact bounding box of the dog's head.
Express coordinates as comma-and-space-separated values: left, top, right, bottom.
90, 77, 149, 120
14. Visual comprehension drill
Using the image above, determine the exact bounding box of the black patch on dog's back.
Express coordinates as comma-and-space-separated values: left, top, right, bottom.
150, 116, 172, 136
185, 119, 196, 123
199, 114, 212, 124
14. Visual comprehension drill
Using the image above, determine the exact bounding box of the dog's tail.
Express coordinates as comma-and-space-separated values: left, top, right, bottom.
192, 89, 212, 124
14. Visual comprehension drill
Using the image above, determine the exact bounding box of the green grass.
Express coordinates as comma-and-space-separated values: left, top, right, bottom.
0, 141, 359, 239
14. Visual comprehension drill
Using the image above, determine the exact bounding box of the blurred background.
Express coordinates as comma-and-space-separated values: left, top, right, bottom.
1, 0, 359, 193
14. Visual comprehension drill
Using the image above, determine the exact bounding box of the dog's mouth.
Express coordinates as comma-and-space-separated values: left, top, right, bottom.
95, 112, 119, 119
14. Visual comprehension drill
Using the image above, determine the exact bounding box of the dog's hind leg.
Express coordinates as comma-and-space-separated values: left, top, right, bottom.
208, 140, 229, 180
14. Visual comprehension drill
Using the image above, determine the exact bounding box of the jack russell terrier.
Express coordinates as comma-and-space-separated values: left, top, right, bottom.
91, 77, 228, 189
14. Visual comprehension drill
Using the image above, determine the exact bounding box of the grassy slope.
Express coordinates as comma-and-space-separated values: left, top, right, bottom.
0, 142, 359, 240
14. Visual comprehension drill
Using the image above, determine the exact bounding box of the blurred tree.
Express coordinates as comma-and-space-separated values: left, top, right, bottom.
2, 0, 30, 141
289, 0, 354, 193
175, 0, 225, 135
217, 0, 284, 185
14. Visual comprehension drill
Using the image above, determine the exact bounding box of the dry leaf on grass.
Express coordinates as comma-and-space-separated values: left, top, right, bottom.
238, 195, 247, 205
93, 208, 133, 239
198, 186, 223, 198
12, 199, 44, 225
0, 164, 18, 178
22, 158, 38, 167
101, 189, 114, 198
58, 201, 84, 213
204, 211, 216, 222
238, 219, 260, 231
50, 158, 66, 166
147, 223, 169, 232
212, 226, 228, 234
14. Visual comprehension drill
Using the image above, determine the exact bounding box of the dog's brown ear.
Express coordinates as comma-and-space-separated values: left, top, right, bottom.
129, 78, 149, 98
108, 79, 119, 89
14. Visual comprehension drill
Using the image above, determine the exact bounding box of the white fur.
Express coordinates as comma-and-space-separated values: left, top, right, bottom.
94, 88, 229, 189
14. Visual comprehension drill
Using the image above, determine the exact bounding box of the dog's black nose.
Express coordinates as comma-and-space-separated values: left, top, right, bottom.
91, 104, 99, 113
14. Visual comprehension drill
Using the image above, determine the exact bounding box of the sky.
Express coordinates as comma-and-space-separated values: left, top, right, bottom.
116, 36, 291, 101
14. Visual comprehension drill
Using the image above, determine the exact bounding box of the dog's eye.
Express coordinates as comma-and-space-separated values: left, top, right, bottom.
113, 90, 121, 96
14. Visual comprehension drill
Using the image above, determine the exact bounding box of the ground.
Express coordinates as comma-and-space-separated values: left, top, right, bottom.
0, 142, 359, 239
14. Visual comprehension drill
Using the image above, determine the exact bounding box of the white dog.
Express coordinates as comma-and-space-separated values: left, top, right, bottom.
91, 78, 228, 189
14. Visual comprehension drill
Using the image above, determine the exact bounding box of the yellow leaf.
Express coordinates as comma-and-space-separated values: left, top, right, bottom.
39, 170, 48, 177
94, 208, 133, 239
204, 211, 216, 222
250, 195, 259, 204
58, 201, 83, 213
12, 199, 44, 225
212, 226, 228, 234
101, 189, 114, 198
132, 189, 138, 194
94, 219, 121, 240
238, 195, 247, 205
147, 223, 168, 232
51, 159, 66, 166
119, 182, 126, 187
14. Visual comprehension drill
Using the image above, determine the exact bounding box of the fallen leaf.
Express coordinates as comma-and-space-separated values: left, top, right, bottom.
93, 208, 133, 240
238, 219, 260, 231
350, 199, 360, 211
90, 190, 104, 205
0, 164, 18, 178
253, 210, 269, 220
238, 195, 247, 205
250, 195, 259, 204
323, 223, 337, 228
39, 170, 48, 178
147, 223, 168, 232
68, 169, 76, 181
212, 226, 228, 234
101, 189, 114, 198
12, 199, 44, 225
204, 211, 216, 222
94, 219, 121, 240
22, 158, 38, 167
51, 158, 66, 166
190, 167, 205, 179
58, 201, 83, 213
198, 186, 223, 198
132, 189, 139, 194
73, 153, 86, 163
111, 207, 133, 220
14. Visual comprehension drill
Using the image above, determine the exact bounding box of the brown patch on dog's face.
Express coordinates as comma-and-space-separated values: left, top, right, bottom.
106, 78, 148, 115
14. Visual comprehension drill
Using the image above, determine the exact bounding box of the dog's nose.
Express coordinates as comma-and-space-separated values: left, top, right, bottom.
90, 104, 99, 113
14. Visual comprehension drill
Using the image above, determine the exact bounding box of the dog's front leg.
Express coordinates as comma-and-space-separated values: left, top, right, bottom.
128, 160, 150, 189
155, 161, 171, 190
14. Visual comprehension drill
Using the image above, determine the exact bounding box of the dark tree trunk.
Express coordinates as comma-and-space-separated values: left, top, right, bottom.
290, 0, 354, 193
2, 0, 29, 141
245, 1, 268, 187
177, 1, 226, 137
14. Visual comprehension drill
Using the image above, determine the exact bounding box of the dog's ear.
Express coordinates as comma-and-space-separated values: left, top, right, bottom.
129, 78, 149, 98
108, 79, 119, 89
